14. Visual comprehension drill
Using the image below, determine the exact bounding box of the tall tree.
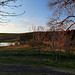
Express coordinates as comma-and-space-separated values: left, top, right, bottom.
48, 0, 75, 30
48, 0, 75, 17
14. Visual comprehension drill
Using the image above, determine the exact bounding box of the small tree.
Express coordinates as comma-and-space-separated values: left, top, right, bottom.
31, 26, 45, 55
48, 31, 57, 57
14, 41, 18, 46
57, 31, 66, 58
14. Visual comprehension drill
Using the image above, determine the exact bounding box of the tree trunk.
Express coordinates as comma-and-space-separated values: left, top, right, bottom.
52, 42, 55, 57
59, 44, 61, 58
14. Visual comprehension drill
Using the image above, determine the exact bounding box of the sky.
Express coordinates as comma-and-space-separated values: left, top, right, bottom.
0, 0, 52, 33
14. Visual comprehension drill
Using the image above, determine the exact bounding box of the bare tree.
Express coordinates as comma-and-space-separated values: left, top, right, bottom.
47, 17, 75, 31
48, 0, 75, 30
57, 31, 66, 58
31, 26, 45, 55
0, 0, 25, 25
48, 0, 75, 17
47, 18, 65, 31
50, 32, 57, 57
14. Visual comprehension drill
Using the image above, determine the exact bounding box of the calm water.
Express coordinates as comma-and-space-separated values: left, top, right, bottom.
0, 42, 15, 46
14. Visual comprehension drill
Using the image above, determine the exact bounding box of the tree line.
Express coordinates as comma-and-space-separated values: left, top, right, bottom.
20, 30, 75, 59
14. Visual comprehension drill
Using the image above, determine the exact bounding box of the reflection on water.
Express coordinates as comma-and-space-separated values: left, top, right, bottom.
0, 42, 15, 46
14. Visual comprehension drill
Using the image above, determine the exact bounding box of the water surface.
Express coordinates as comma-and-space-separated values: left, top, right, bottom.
0, 42, 15, 46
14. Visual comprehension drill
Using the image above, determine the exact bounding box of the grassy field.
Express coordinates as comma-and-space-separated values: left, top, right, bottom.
0, 45, 75, 75
0, 33, 20, 42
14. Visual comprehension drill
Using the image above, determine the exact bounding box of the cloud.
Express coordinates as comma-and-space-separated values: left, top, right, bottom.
0, 23, 8, 26
21, 19, 33, 22
9, 24, 32, 29
10, 24, 23, 28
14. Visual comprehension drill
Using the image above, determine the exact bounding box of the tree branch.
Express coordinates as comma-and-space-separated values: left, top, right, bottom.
61, 16, 75, 24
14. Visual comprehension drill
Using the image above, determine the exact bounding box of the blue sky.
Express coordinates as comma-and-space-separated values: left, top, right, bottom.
0, 0, 75, 33
0, 0, 52, 33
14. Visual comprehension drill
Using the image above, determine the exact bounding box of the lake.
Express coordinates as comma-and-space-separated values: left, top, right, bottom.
0, 42, 15, 46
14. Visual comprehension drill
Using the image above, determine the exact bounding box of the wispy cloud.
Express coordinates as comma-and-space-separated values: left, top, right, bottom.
21, 19, 33, 22
10, 24, 23, 28
0, 23, 8, 26
9, 24, 32, 29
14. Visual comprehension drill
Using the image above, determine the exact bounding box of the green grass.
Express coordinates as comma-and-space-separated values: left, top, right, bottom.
0, 46, 75, 74
0, 49, 74, 69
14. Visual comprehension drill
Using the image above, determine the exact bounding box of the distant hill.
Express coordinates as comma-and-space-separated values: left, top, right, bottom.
0, 30, 75, 43
0, 33, 21, 42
